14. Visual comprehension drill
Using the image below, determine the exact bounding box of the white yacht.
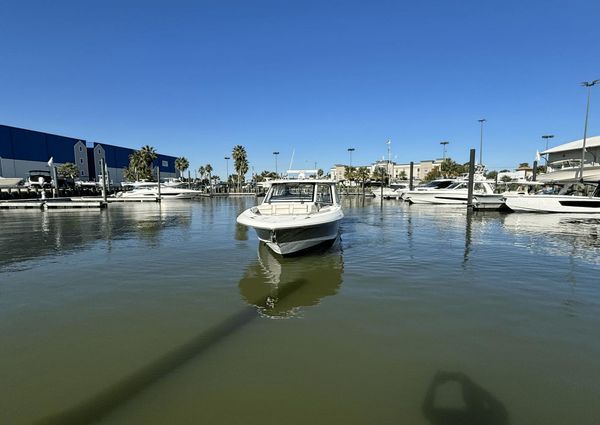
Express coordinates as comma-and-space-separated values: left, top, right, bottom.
404, 180, 496, 204
505, 181, 600, 213
396, 179, 455, 199
116, 185, 202, 200
236, 179, 344, 255
372, 183, 410, 199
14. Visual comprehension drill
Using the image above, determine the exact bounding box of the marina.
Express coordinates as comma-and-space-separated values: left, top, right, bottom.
1, 198, 600, 424
2, 2, 600, 424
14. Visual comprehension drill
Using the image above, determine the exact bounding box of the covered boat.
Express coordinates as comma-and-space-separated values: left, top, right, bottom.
236, 180, 343, 255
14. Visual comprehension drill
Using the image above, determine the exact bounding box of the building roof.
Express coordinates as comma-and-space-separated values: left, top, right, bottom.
541, 135, 600, 154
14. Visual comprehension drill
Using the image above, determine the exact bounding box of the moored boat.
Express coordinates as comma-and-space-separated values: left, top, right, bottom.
504, 181, 600, 213
404, 180, 496, 205
236, 179, 343, 255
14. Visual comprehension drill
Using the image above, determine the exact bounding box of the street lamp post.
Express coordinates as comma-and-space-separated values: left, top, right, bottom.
541, 134, 554, 151
224, 156, 230, 193
541, 134, 554, 167
273, 151, 280, 177
347, 148, 355, 167
478, 119, 486, 166
440, 141, 449, 176
580, 80, 600, 180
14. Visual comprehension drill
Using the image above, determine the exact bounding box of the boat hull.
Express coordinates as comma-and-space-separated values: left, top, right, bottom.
406, 191, 470, 204
254, 220, 340, 255
505, 195, 600, 213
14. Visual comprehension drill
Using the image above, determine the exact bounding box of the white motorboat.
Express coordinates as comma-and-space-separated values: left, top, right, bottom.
116, 185, 202, 200
396, 179, 456, 199
120, 180, 158, 189
372, 183, 410, 199
236, 179, 344, 255
161, 178, 186, 187
404, 180, 496, 204
505, 181, 600, 213
24, 170, 53, 188
0, 177, 23, 187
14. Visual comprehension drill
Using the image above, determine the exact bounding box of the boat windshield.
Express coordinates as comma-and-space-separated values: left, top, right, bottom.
266, 183, 315, 203
421, 180, 454, 189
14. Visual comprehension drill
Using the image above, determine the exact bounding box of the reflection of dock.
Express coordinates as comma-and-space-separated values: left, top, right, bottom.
0, 198, 106, 209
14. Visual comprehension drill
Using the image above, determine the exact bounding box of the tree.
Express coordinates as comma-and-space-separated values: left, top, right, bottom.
485, 170, 498, 180
205, 164, 213, 192
232, 145, 248, 192
198, 166, 205, 183
57, 163, 79, 180
438, 158, 468, 178
372, 167, 388, 184
501, 175, 513, 183
345, 166, 356, 183
424, 167, 442, 181
518, 162, 530, 168
175, 157, 189, 179
124, 149, 155, 182
255, 170, 278, 182
399, 170, 407, 180
140, 145, 158, 167
317, 168, 324, 178
355, 166, 370, 196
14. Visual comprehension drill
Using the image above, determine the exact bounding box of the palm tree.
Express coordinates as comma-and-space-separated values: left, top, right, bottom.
140, 145, 158, 168
205, 164, 213, 192
175, 157, 189, 180
232, 145, 248, 192
355, 166, 370, 196
198, 166, 205, 183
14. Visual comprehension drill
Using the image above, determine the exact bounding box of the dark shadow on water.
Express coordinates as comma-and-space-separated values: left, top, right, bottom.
423, 371, 509, 425
34, 277, 310, 425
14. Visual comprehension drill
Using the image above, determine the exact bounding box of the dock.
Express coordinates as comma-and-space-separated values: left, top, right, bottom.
0, 198, 107, 209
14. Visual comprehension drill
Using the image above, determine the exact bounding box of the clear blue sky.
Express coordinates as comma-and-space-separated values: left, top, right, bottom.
1, 0, 599, 178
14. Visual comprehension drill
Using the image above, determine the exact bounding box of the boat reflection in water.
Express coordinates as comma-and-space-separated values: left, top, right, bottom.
502, 212, 600, 265
239, 241, 344, 318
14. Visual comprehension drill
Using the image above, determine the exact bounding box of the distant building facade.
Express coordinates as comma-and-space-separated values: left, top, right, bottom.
0, 124, 177, 184
541, 135, 600, 170
330, 159, 442, 182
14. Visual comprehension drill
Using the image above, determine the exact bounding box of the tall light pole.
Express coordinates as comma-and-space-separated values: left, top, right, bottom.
580, 80, 600, 180
478, 119, 486, 166
541, 134, 554, 151
440, 141, 449, 175
347, 148, 355, 167
541, 134, 554, 167
273, 151, 280, 177
386, 139, 391, 183
224, 156, 230, 191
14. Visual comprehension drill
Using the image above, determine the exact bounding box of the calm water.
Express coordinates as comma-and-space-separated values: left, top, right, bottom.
1, 198, 599, 424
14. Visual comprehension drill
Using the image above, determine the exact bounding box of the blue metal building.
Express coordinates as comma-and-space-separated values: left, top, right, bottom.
0, 124, 177, 183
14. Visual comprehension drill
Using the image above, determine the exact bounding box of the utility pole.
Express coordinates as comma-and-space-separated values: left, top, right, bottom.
273, 151, 280, 177
478, 119, 486, 166
580, 80, 599, 180
347, 148, 355, 167
440, 141, 449, 176
224, 156, 230, 193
